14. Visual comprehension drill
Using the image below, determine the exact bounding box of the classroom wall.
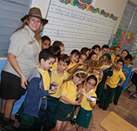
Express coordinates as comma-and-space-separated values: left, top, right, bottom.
130, 0, 137, 5
32, 0, 129, 34
94, 0, 128, 34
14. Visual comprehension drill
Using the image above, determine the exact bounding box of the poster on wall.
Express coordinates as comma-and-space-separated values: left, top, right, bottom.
42, 0, 117, 54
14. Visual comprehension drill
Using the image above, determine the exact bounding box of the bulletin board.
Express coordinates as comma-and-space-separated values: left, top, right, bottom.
42, 0, 117, 54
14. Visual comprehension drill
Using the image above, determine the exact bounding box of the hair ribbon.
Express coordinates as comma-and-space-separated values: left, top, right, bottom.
75, 71, 87, 75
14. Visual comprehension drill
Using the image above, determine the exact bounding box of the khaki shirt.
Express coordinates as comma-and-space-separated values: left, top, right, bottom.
3, 25, 41, 79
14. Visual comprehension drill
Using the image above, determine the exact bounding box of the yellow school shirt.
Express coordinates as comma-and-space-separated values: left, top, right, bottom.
78, 65, 84, 69
106, 69, 126, 88
94, 75, 101, 91
111, 54, 115, 64
98, 53, 102, 60
37, 67, 50, 98
50, 62, 57, 71
67, 62, 77, 71
50, 68, 68, 98
81, 88, 96, 111
61, 80, 77, 104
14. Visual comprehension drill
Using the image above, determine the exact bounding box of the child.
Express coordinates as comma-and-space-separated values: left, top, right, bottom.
67, 53, 87, 74
50, 41, 65, 71
84, 65, 103, 93
109, 48, 114, 55
113, 54, 132, 105
82, 51, 97, 73
53, 69, 87, 131
49, 45, 61, 58
121, 49, 129, 61
83, 51, 98, 72
19, 49, 56, 130
52, 41, 65, 54
99, 45, 110, 61
92, 45, 101, 59
79, 53, 87, 63
80, 47, 90, 58
41, 36, 51, 49
102, 45, 110, 55
87, 51, 98, 61
75, 75, 97, 131
99, 59, 125, 110
15, 45, 61, 124
96, 53, 113, 103
67, 49, 80, 73
42, 54, 70, 131
114, 55, 121, 65
91, 69, 103, 92
111, 46, 121, 64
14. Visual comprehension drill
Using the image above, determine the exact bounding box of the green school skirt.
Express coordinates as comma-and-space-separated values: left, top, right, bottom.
56, 101, 75, 121
76, 106, 92, 128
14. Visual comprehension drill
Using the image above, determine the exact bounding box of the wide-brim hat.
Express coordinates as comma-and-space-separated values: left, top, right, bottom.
21, 7, 48, 26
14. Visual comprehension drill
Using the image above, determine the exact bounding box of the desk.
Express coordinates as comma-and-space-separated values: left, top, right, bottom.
101, 111, 137, 131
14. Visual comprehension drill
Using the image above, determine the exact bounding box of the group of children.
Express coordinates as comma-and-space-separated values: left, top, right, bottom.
15, 35, 133, 131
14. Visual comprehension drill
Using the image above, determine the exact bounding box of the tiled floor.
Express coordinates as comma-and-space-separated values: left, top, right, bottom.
65, 80, 137, 131
10, 79, 137, 131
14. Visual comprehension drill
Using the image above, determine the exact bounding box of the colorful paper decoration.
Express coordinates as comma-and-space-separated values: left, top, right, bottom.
60, 0, 118, 21
119, 41, 123, 44
108, 34, 115, 47
132, 33, 135, 37
129, 37, 135, 43
124, 39, 128, 46
122, 34, 125, 38
120, 38, 124, 41
123, 31, 127, 34
127, 32, 131, 36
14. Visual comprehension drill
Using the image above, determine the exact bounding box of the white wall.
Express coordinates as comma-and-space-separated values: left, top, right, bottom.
32, 0, 137, 34
94, 0, 128, 34
31, 0, 50, 18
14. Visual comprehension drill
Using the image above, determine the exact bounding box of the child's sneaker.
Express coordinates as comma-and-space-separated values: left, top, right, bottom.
133, 93, 137, 98
70, 118, 76, 125
129, 91, 134, 96
15, 113, 22, 123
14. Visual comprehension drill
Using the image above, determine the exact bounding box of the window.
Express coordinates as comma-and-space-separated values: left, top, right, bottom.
0, 0, 32, 57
